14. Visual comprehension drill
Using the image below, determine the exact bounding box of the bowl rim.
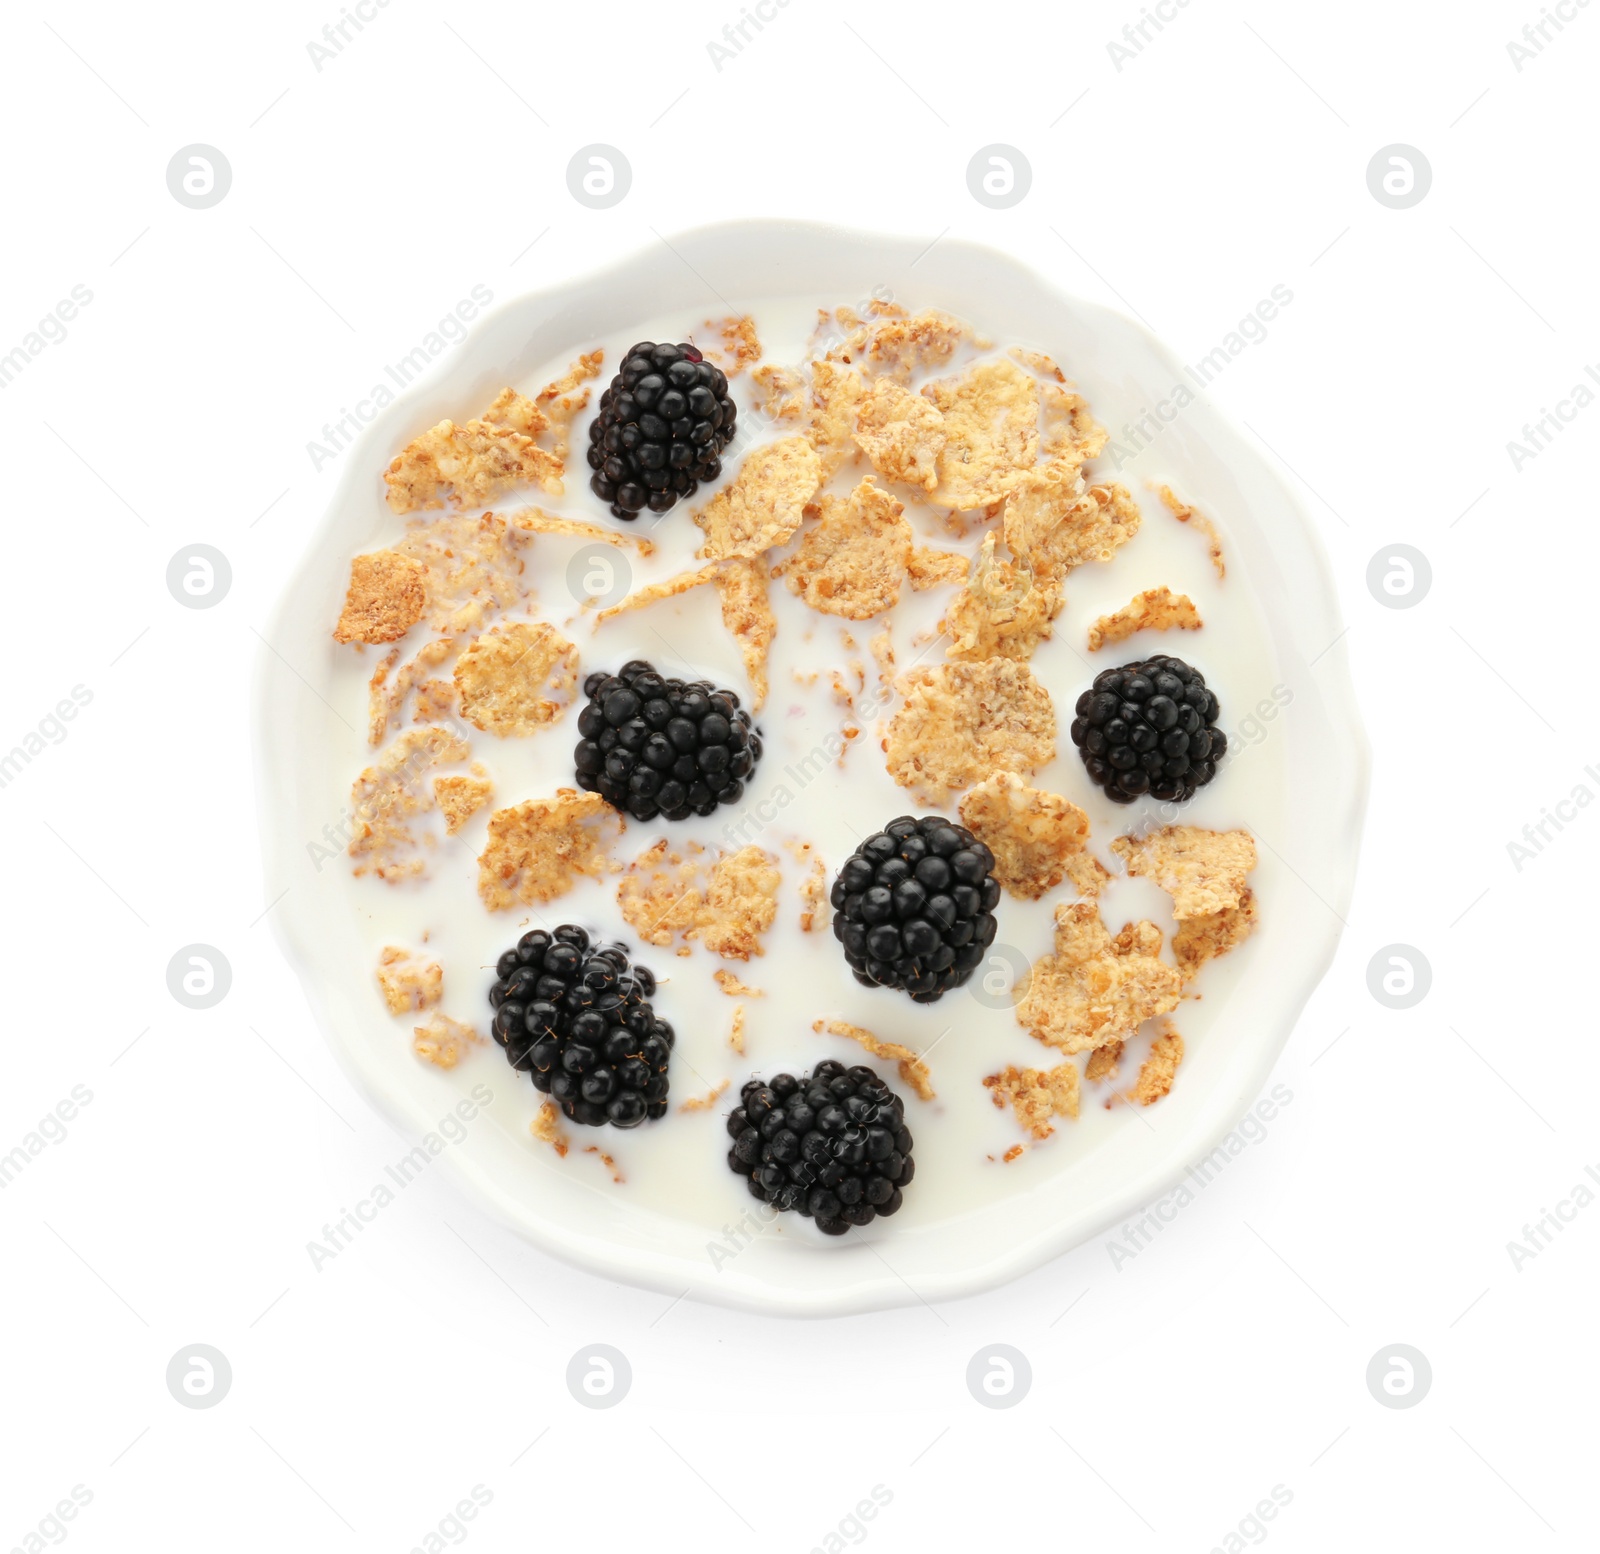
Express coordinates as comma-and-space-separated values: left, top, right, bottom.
254, 216, 1370, 1317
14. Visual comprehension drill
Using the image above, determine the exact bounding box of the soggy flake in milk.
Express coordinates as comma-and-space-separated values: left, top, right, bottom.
349, 726, 472, 881
702, 315, 763, 376
531, 350, 604, 467
1084, 1041, 1123, 1083
804, 360, 868, 480
376, 945, 442, 1014
477, 789, 624, 911
1173, 889, 1259, 980
1110, 826, 1257, 919
942, 531, 1064, 662
412, 1013, 481, 1069
679, 1078, 732, 1112
884, 659, 1056, 804
433, 774, 493, 834
1003, 473, 1141, 581
454, 621, 579, 737
1014, 899, 1183, 1055
1131, 1022, 1184, 1106
369, 637, 456, 745
412, 678, 457, 724
531, 1100, 570, 1156
1155, 482, 1226, 579
984, 1062, 1080, 1141
853, 377, 947, 492
511, 506, 656, 557
811, 1020, 935, 1102
1087, 587, 1202, 652
752, 363, 808, 422
728, 1004, 747, 1054
393, 512, 532, 637
383, 387, 563, 513
713, 969, 764, 998
959, 773, 1089, 901
828, 307, 978, 383
779, 477, 912, 621
694, 436, 821, 560
333, 550, 428, 645
617, 840, 781, 960
906, 547, 970, 590
1038, 381, 1108, 467
923, 357, 1040, 510
714, 556, 777, 711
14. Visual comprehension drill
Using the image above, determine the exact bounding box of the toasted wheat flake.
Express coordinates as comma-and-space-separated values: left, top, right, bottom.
705, 315, 762, 376
413, 678, 457, 724
1085, 1041, 1123, 1083
1131, 1022, 1184, 1105
907, 547, 970, 590
695, 436, 822, 560
350, 726, 471, 881
369, 637, 456, 745
377, 946, 442, 1014
753, 363, 808, 421
532, 351, 604, 467
595, 562, 723, 623
679, 1078, 732, 1112
383, 389, 563, 514
434, 775, 493, 834
714, 969, 764, 998
884, 659, 1056, 803
729, 1004, 747, 1054
510, 507, 655, 557
960, 774, 1089, 901
943, 531, 1063, 662
617, 841, 780, 959
412, 1013, 481, 1069
923, 358, 1040, 510
811, 1019, 935, 1102
714, 555, 776, 710
805, 361, 867, 480
854, 377, 947, 492
334, 551, 428, 644
617, 838, 708, 947
1111, 826, 1257, 919
698, 847, 781, 959
454, 621, 578, 737
1014, 899, 1183, 1055
531, 1100, 570, 1156
393, 512, 532, 637
984, 1062, 1080, 1140
1039, 382, 1108, 467
1088, 587, 1203, 652
1065, 852, 1113, 901
1004, 472, 1141, 582
830, 308, 977, 383
1155, 483, 1226, 579
1173, 889, 1259, 980
779, 477, 911, 620
477, 789, 623, 911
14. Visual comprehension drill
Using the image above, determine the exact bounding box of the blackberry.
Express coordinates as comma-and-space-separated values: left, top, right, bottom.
574, 658, 762, 822
1069, 654, 1227, 805
487, 925, 672, 1128
587, 341, 738, 520
726, 1062, 914, 1235
830, 815, 999, 1003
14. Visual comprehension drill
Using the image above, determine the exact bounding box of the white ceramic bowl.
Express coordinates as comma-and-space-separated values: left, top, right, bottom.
255, 220, 1367, 1316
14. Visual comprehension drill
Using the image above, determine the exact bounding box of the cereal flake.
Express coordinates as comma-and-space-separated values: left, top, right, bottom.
679, 1078, 732, 1112
1173, 889, 1259, 980
412, 1013, 481, 1069
811, 1019, 934, 1102
714, 555, 777, 710
984, 1062, 1080, 1141
531, 1100, 569, 1156
923, 358, 1040, 510
1131, 1022, 1184, 1105
477, 789, 623, 911
1088, 587, 1203, 652
383, 388, 563, 514
695, 436, 821, 560
779, 477, 911, 620
376, 946, 442, 1014
454, 621, 578, 737
959, 773, 1089, 901
350, 726, 471, 881
907, 547, 970, 590
714, 969, 764, 998
333, 551, 428, 644
853, 377, 947, 492
1156, 483, 1225, 579
943, 531, 1063, 661
433, 775, 493, 834
1004, 473, 1141, 582
1110, 826, 1257, 919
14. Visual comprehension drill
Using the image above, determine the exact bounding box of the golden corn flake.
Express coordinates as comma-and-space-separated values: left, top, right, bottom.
1131, 1022, 1184, 1105
752, 363, 807, 421
369, 637, 455, 745
853, 377, 947, 492
805, 360, 867, 480
1014, 899, 1183, 1055
959, 773, 1088, 901
1156, 483, 1226, 579
943, 531, 1063, 662
679, 1078, 732, 1113
333, 551, 428, 644
695, 436, 822, 560
531, 1099, 570, 1156
984, 1062, 1080, 1140
383, 388, 563, 514
376, 946, 442, 1014
1085, 1040, 1123, 1083
779, 477, 911, 621
454, 621, 578, 737
412, 1013, 481, 1069
1088, 587, 1202, 652
1173, 888, 1259, 980
907, 547, 970, 590
1004, 473, 1141, 582
1039, 381, 1108, 468
884, 659, 1056, 803
714, 555, 777, 710
705, 315, 762, 376
477, 789, 623, 911
350, 726, 471, 881
923, 358, 1040, 510
1110, 826, 1257, 919
812, 1020, 935, 1102
393, 512, 531, 636
714, 969, 764, 998
434, 775, 493, 834
510, 507, 655, 557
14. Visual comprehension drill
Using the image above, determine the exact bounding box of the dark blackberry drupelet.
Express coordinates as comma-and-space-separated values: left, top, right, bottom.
830, 815, 999, 1003
487, 925, 672, 1128
574, 658, 762, 823
726, 1062, 914, 1235
587, 341, 738, 520
1069, 654, 1227, 805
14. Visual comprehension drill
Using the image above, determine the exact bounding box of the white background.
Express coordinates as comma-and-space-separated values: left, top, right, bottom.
3, 0, 1596, 1549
